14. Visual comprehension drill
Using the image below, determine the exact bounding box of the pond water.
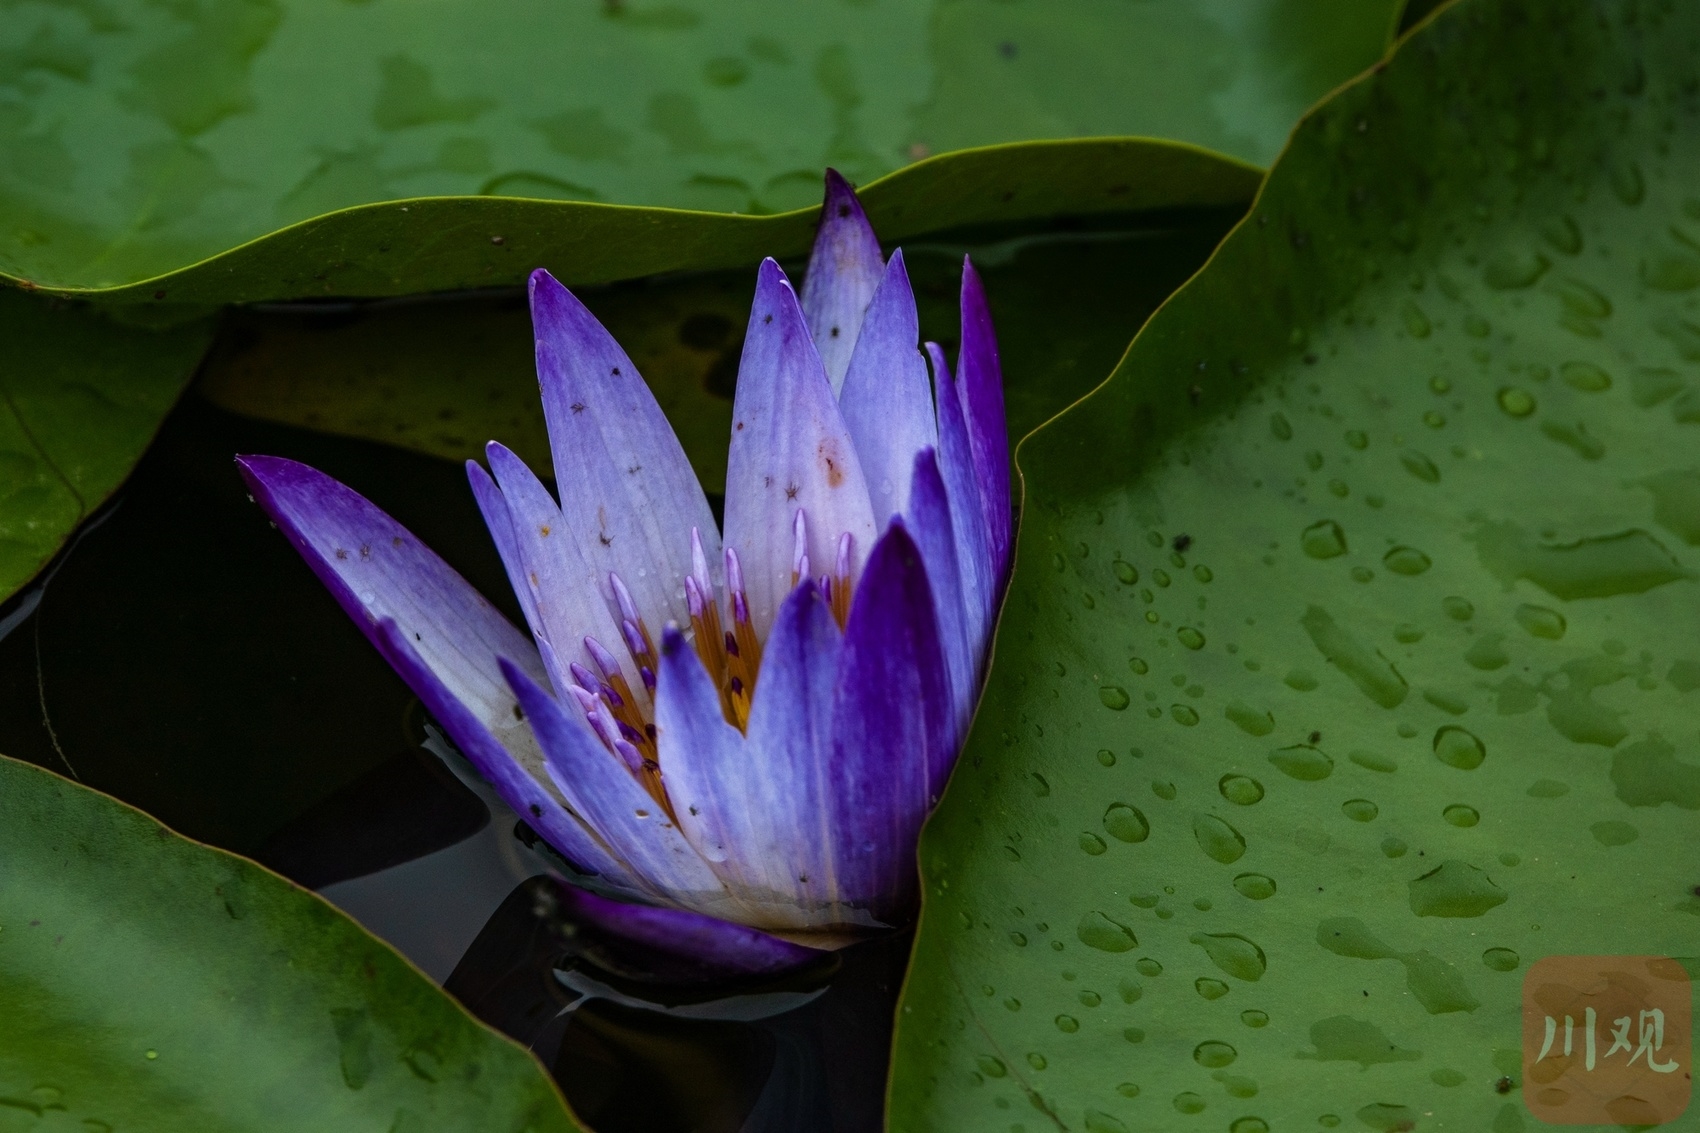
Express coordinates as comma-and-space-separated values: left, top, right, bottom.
0, 208, 1239, 1130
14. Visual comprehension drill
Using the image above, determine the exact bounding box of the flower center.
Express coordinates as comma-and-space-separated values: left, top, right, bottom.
568, 517, 855, 814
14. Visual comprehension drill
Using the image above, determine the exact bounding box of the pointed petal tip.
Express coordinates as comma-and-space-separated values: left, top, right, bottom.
528, 266, 561, 294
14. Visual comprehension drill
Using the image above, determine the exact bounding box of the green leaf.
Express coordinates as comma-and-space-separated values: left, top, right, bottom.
893, 2, 1700, 1130
0, 290, 213, 600
11, 138, 1259, 303
0, 754, 580, 1132
198, 212, 1241, 488
0, 0, 1402, 297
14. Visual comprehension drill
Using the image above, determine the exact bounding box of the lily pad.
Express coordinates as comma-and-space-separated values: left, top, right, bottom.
0, 754, 579, 1131
0, 0, 1396, 298
892, 1, 1700, 1129
0, 289, 213, 602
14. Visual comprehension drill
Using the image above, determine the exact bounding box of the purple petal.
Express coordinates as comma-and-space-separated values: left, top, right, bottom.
957, 257, 1013, 583
529, 269, 723, 634
483, 441, 636, 702
370, 619, 639, 887
502, 658, 732, 910
235, 454, 635, 885
660, 586, 854, 929
907, 448, 976, 748
800, 169, 885, 392
723, 259, 877, 638
828, 522, 953, 922
927, 342, 994, 664
553, 883, 827, 982
838, 249, 938, 527
466, 459, 542, 642
650, 626, 744, 865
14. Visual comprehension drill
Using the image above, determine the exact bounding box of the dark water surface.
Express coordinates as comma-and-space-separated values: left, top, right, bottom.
0, 210, 1238, 1129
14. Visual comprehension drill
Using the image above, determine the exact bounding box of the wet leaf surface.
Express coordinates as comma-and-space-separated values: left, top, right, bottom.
0, 753, 580, 1132
0, 0, 1390, 295
891, 1, 1700, 1129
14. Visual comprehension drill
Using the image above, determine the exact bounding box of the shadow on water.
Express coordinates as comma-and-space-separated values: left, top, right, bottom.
0, 207, 1242, 1129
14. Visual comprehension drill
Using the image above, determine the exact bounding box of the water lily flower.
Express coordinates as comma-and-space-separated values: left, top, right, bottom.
238, 172, 1011, 972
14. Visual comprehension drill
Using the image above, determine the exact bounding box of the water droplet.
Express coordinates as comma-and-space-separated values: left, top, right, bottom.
1171, 704, 1200, 726
1443, 804, 1480, 827
1010, 931, 1027, 947
1115, 1082, 1141, 1098
1540, 214, 1582, 255
1401, 300, 1432, 337
1078, 990, 1101, 1007
1190, 932, 1267, 981
1400, 449, 1441, 482
1099, 686, 1130, 710
1301, 520, 1348, 559
1442, 596, 1474, 620
1096, 748, 1117, 767
1381, 836, 1408, 858
1004, 997, 1021, 1011
1350, 565, 1374, 583
1393, 623, 1424, 643
1077, 911, 1138, 952
1192, 814, 1247, 863
976, 1055, 1007, 1077
1240, 1010, 1269, 1028
1433, 725, 1487, 770
1408, 859, 1507, 917
1232, 873, 1276, 900
1483, 947, 1521, 971
1464, 634, 1509, 670
1497, 386, 1536, 417
1319, 1116, 1342, 1129
1196, 977, 1229, 1000
1423, 409, 1446, 429
1080, 832, 1108, 855
1590, 819, 1639, 845
1218, 775, 1265, 806
1136, 957, 1162, 977
1174, 1092, 1207, 1115
1103, 804, 1150, 843
1341, 798, 1379, 822
1224, 701, 1275, 736
1527, 779, 1568, 798
1153, 568, 1171, 587
1345, 429, 1368, 450
1430, 1068, 1467, 1087
1269, 412, 1292, 440
1177, 626, 1206, 650
1122, 1026, 1147, 1043
1029, 772, 1050, 797
1084, 1111, 1129, 1133
1119, 980, 1143, 1003
1610, 158, 1644, 205
1152, 780, 1177, 800
1055, 1014, 1080, 1033
1350, 749, 1398, 772
1128, 656, 1149, 674
1114, 561, 1138, 584
1194, 1041, 1237, 1068
1514, 603, 1566, 639
1560, 360, 1612, 392
1284, 669, 1320, 691
1382, 546, 1431, 574
1268, 744, 1334, 781
1026, 1052, 1046, 1070
1483, 247, 1549, 289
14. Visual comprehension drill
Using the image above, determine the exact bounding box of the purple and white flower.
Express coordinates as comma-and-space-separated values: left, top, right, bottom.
239, 172, 1011, 971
